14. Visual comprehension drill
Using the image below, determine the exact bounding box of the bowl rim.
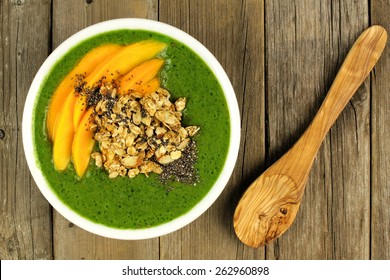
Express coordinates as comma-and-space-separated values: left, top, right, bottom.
22, 18, 241, 240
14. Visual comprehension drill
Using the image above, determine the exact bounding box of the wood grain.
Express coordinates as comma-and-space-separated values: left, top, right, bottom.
264, 0, 333, 259
371, 0, 390, 260
325, 1, 371, 260
0, 0, 53, 260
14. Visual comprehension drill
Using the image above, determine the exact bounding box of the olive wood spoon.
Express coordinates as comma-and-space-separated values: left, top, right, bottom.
234, 25, 387, 248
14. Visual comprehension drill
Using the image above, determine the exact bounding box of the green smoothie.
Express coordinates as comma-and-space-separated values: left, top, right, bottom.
33, 29, 230, 229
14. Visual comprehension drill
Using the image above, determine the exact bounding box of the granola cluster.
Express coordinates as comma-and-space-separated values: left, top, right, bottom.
89, 84, 200, 179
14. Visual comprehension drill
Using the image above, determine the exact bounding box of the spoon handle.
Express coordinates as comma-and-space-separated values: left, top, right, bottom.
275, 25, 387, 180
301, 25, 386, 157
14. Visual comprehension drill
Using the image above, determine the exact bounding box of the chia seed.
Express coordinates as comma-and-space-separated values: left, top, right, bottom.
86, 87, 103, 108
160, 140, 199, 185
0, 129, 5, 140
74, 74, 87, 93
141, 108, 148, 118
105, 98, 116, 112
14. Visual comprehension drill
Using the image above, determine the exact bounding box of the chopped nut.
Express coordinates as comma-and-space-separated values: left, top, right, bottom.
127, 146, 138, 156
115, 149, 126, 156
95, 100, 103, 112
178, 127, 188, 138
157, 88, 170, 98
186, 126, 200, 137
107, 150, 115, 161
177, 138, 190, 150
145, 127, 154, 138
155, 110, 180, 129
165, 143, 176, 153
163, 131, 178, 142
91, 152, 103, 168
138, 150, 146, 160
109, 171, 119, 179
170, 150, 182, 160
129, 124, 142, 135
111, 88, 117, 98
112, 142, 123, 149
158, 154, 175, 165
136, 141, 148, 151
129, 100, 141, 112
89, 124, 98, 132
125, 133, 135, 147
139, 161, 154, 174
138, 161, 162, 175
155, 127, 167, 138
105, 124, 115, 133
101, 100, 109, 112
147, 138, 157, 149
128, 168, 140, 178
141, 116, 152, 126
175, 97, 186, 111
146, 148, 155, 159
112, 126, 123, 137
119, 166, 127, 177
121, 156, 139, 168
100, 140, 110, 149
153, 164, 163, 174
133, 111, 142, 125
155, 145, 166, 158
142, 98, 157, 116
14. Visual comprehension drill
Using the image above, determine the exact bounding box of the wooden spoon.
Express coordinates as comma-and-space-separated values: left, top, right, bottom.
233, 25, 387, 248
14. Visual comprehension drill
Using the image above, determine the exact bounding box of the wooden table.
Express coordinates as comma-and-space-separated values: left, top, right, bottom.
1, 0, 389, 260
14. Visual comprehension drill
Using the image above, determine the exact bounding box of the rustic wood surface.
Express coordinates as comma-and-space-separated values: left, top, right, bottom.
0, 0, 389, 260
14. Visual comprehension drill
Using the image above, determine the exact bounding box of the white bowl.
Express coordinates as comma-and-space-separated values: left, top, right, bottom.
22, 18, 240, 239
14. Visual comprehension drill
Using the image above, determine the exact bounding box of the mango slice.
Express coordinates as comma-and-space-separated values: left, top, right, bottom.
73, 40, 167, 130
52, 93, 76, 171
119, 58, 164, 94
46, 44, 122, 141
72, 108, 95, 178
135, 77, 161, 96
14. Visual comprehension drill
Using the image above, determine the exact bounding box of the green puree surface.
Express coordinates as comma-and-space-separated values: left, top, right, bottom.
33, 29, 230, 229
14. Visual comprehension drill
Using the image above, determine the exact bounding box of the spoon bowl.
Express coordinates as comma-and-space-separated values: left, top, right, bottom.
234, 25, 387, 248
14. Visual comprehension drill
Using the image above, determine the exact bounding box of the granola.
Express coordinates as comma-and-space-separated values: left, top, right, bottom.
88, 83, 200, 180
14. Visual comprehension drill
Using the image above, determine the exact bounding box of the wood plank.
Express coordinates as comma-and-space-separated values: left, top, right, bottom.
159, 0, 265, 259
52, 0, 159, 260
0, 0, 53, 259
52, 0, 157, 44
265, 0, 370, 259
370, 0, 390, 260
54, 222, 159, 259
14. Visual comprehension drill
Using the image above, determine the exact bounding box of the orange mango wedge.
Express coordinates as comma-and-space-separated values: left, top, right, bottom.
73, 40, 167, 130
119, 58, 164, 94
130, 77, 161, 97
72, 108, 95, 178
52, 93, 76, 171
137, 77, 161, 95
46, 44, 122, 141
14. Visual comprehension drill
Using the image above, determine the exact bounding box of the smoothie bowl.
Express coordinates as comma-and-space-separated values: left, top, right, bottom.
22, 19, 240, 239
